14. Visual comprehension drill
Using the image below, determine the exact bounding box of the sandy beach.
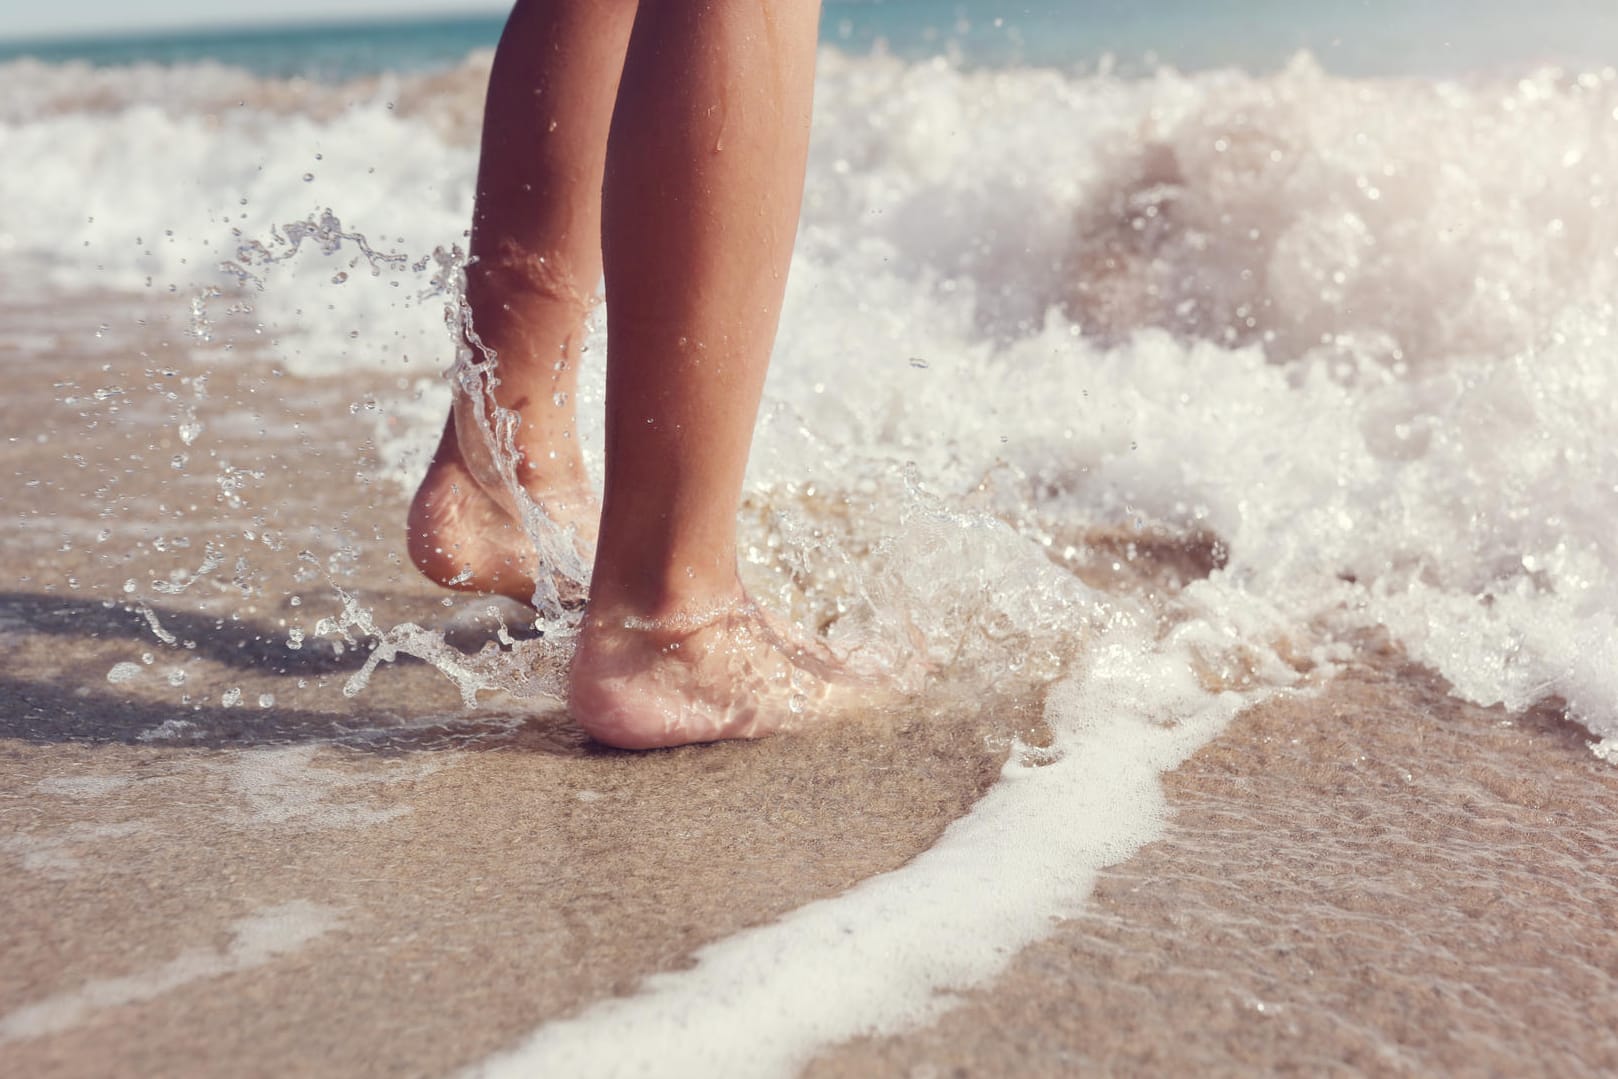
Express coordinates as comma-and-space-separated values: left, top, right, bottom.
6, 301, 1618, 1076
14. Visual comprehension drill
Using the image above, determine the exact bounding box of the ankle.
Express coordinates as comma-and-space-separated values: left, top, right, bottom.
582, 571, 748, 638
444, 400, 590, 496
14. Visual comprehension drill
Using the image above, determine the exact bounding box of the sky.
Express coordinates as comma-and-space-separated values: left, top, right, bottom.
0, 0, 505, 41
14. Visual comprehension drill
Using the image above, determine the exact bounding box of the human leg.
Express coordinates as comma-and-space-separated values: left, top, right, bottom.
408, 0, 635, 604
568, 0, 830, 748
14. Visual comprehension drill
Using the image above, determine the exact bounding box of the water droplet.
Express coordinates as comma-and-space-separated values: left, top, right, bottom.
908, 357, 929, 369
552, 392, 568, 407
221, 687, 242, 707
258, 694, 276, 709
302, 173, 315, 183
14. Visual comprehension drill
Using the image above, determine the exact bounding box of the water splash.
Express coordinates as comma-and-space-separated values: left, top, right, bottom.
217, 208, 411, 292
435, 247, 593, 631
182, 212, 598, 697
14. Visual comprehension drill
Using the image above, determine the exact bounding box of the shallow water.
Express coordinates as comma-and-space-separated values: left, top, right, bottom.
9, 42, 1607, 732
3, 13, 1617, 1075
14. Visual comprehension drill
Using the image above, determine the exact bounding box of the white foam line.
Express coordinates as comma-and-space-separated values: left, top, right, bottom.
210, 745, 429, 829
34, 776, 134, 799
1, 823, 147, 877
467, 631, 1257, 1079
0, 900, 341, 1045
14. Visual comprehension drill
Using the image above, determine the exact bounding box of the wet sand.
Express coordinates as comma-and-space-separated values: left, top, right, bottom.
5, 300, 1617, 1076
810, 660, 1618, 1076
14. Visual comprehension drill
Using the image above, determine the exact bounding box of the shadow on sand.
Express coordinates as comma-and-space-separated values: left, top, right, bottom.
0, 590, 588, 756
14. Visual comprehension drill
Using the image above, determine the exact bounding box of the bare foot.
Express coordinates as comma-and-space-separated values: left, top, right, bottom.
567, 594, 852, 749
407, 416, 598, 608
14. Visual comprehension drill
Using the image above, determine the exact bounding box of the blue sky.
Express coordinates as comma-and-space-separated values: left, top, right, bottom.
2, 1, 504, 40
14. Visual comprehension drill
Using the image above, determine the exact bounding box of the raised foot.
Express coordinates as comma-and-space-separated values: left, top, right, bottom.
406, 431, 597, 608
567, 597, 855, 749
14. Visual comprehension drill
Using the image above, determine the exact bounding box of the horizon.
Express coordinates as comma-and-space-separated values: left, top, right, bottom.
1, 0, 926, 46
0, 2, 506, 45
5, 1, 1613, 84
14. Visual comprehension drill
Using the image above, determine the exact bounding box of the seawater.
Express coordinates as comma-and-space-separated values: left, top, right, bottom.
3, 5, 1617, 1073
7, 1, 1618, 78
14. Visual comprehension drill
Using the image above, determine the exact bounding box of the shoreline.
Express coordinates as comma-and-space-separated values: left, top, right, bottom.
6, 292, 1617, 1074
6, 598, 1614, 1075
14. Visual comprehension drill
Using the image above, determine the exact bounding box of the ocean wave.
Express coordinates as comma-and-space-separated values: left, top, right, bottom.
7, 48, 1615, 742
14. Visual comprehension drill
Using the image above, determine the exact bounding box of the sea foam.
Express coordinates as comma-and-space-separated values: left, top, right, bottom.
5, 44, 1609, 730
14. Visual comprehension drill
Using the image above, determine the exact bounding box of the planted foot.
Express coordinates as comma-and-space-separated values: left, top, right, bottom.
566, 592, 865, 749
